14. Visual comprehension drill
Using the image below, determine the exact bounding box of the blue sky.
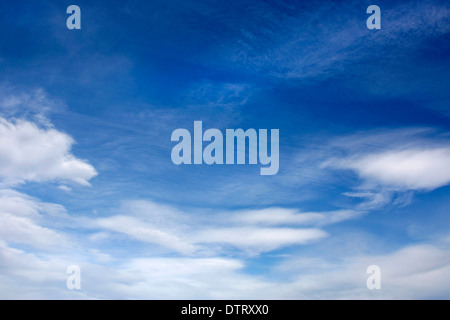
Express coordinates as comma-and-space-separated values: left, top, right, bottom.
0, 0, 449, 299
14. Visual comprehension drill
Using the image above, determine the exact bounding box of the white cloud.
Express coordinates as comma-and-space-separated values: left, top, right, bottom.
0, 191, 447, 299
0, 112, 446, 299
195, 227, 327, 253
0, 189, 67, 219
118, 257, 269, 299
89, 200, 334, 255
0, 241, 67, 283
0, 118, 97, 186
339, 148, 450, 191
0, 213, 68, 250
231, 207, 363, 226
277, 244, 450, 299
0, 189, 70, 250
58, 185, 72, 192
314, 128, 450, 211
0, 87, 63, 119
343, 190, 394, 210
120, 200, 191, 229
96, 215, 198, 255
0, 239, 279, 299
2, 233, 450, 299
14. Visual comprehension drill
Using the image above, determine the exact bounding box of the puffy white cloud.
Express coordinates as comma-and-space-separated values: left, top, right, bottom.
0, 118, 97, 186
339, 147, 450, 191
317, 128, 450, 207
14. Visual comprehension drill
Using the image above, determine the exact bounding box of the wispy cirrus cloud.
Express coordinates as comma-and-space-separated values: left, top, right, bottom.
229, 208, 363, 227
88, 200, 331, 255
0, 86, 64, 122
95, 215, 198, 255
0, 0, 449, 300
200, 1, 450, 80
0, 117, 448, 298
194, 227, 327, 253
